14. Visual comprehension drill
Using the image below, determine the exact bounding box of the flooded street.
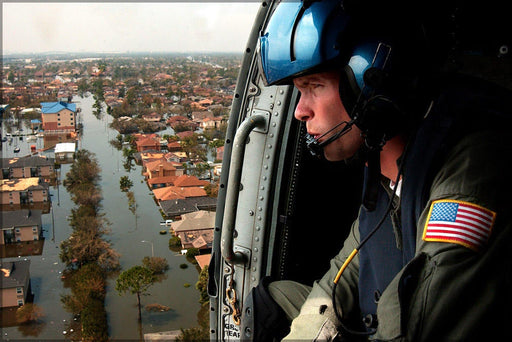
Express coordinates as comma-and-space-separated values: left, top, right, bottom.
1, 95, 201, 340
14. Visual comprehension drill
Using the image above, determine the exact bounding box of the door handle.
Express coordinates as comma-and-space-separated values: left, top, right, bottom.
221, 114, 267, 265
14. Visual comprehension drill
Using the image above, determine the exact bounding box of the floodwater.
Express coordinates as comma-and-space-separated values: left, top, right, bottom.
0, 95, 202, 340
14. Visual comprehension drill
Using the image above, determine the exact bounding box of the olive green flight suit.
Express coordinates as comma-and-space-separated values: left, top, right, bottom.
270, 129, 512, 341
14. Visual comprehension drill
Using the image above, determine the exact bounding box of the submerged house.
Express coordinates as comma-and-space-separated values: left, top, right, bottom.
0, 260, 31, 307
1, 210, 42, 244
1, 155, 55, 180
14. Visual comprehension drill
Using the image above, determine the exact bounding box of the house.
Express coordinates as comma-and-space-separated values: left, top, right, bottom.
167, 141, 181, 152
1, 155, 55, 180
216, 146, 224, 162
199, 116, 224, 130
190, 102, 207, 111
152, 174, 216, 217
54, 142, 76, 162
0, 177, 50, 207
135, 136, 160, 152
176, 131, 195, 140
191, 111, 213, 121
166, 115, 189, 126
0, 259, 31, 307
134, 151, 165, 165
165, 151, 187, 163
140, 151, 166, 163
159, 197, 217, 217
170, 210, 215, 251
212, 163, 223, 177
153, 186, 207, 201
145, 160, 181, 179
40, 101, 76, 133
142, 112, 162, 122
174, 174, 209, 188
1, 210, 42, 244
147, 175, 178, 189
195, 254, 211, 269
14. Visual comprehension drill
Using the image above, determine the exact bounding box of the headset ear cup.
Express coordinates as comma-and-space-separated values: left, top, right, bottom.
339, 65, 361, 117
359, 95, 405, 145
363, 67, 388, 90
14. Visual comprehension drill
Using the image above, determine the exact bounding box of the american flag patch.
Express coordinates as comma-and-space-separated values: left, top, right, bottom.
422, 200, 496, 251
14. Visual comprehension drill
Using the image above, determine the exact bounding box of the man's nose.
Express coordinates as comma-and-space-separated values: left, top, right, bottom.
294, 96, 313, 122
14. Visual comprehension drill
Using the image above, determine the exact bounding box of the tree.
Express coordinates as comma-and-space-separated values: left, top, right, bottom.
77, 79, 88, 96
59, 207, 120, 271
177, 327, 209, 342
16, 303, 44, 324
180, 134, 207, 161
61, 263, 106, 317
81, 297, 109, 342
142, 256, 169, 275
185, 248, 199, 259
63, 150, 102, 209
119, 176, 133, 192
115, 266, 156, 321
92, 79, 105, 101
204, 181, 219, 197
196, 266, 209, 306
8, 71, 15, 83
189, 162, 211, 179
125, 86, 140, 106
126, 191, 137, 216
59, 223, 120, 271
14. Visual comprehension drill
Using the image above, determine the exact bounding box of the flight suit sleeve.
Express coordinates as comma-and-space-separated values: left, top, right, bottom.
373, 129, 512, 341
283, 216, 362, 341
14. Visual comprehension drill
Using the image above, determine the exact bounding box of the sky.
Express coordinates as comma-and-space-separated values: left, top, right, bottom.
2, 2, 261, 55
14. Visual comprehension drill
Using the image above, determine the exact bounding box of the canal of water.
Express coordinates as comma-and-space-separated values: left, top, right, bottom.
1, 94, 202, 340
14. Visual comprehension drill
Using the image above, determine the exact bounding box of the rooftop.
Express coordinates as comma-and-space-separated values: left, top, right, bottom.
1, 210, 42, 228
1, 155, 54, 168
159, 197, 217, 217
54, 142, 76, 153
40, 101, 76, 114
171, 210, 215, 232
0, 259, 31, 289
0, 177, 46, 192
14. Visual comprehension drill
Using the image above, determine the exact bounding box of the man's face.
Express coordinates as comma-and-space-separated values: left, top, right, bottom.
293, 72, 363, 161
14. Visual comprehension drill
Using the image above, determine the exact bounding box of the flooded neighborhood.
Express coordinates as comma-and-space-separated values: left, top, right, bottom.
1, 53, 237, 340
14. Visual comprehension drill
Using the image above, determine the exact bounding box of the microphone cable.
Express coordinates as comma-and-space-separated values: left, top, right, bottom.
331, 144, 407, 337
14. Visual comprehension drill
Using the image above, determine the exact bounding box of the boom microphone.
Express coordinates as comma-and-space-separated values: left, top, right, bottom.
305, 118, 356, 157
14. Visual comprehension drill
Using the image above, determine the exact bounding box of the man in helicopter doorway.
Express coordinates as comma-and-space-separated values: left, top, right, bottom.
253, 0, 512, 340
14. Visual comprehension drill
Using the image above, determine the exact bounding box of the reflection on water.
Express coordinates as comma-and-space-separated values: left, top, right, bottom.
0, 95, 201, 340
0, 240, 45, 258
42, 132, 78, 151
0, 202, 51, 214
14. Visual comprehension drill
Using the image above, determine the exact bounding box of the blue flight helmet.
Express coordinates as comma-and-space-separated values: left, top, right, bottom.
260, 0, 390, 95
260, 0, 349, 86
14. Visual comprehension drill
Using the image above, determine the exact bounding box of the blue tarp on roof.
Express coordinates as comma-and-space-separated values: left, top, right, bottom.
31, 119, 42, 124
0, 104, 9, 113
40, 101, 76, 114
